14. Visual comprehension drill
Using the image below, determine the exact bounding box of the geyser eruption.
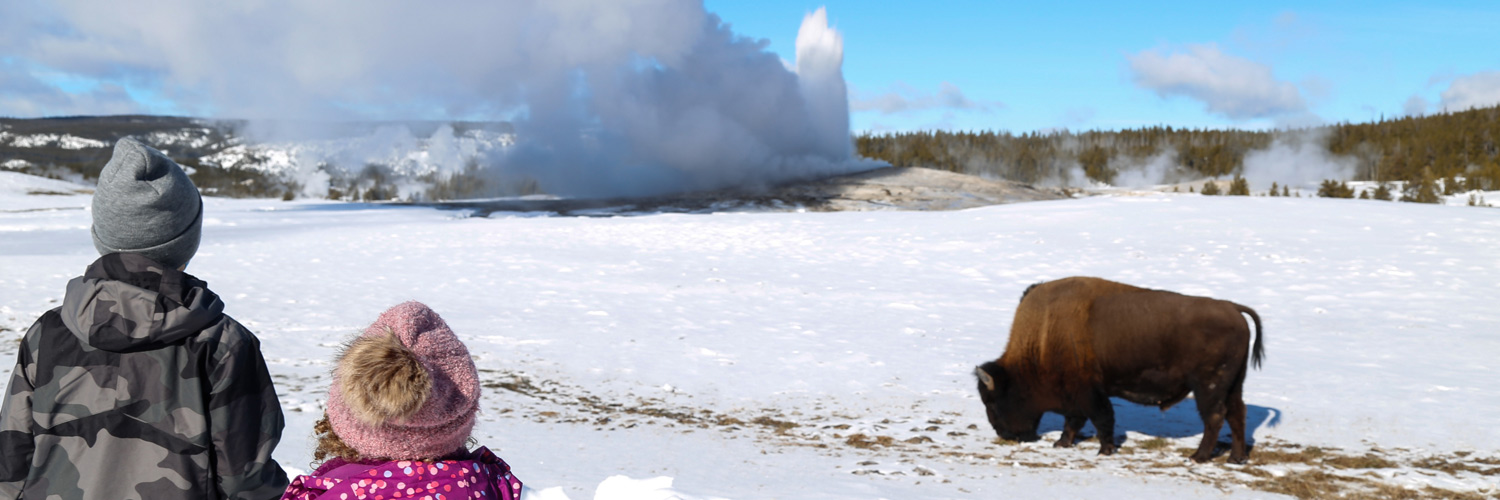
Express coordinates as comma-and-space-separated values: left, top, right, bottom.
795, 7, 854, 161
2, 1, 880, 198
497, 6, 875, 197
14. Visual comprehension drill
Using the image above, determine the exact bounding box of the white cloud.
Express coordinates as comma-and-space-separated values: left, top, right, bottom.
1403, 94, 1429, 117
1127, 44, 1307, 120
0, 65, 143, 117
1438, 71, 1500, 112
3, 0, 712, 120
850, 82, 1000, 115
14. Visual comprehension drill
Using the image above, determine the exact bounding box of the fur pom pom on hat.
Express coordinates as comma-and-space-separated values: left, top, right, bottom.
327, 301, 480, 459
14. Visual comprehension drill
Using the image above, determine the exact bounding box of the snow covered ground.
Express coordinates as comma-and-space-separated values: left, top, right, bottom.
2, 173, 1498, 499
0, 170, 93, 212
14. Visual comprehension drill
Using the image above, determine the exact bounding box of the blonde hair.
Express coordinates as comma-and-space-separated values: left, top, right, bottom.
311, 413, 362, 465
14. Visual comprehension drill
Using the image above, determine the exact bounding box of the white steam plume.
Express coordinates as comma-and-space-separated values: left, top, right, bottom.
494, 7, 876, 197
2, 1, 879, 197
1110, 150, 1190, 188
1049, 131, 1356, 191
1240, 132, 1356, 190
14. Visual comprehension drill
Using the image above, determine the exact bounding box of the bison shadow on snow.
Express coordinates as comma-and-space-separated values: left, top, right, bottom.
1034, 398, 1281, 451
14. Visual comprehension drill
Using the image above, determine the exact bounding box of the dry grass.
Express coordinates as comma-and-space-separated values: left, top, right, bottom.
481, 375, 540, 395
1412, 455, 1500, 476
1247, 470, 1489, 499
1242, 446, 1492, 499
751, 415, 799, 433
1238, 467, 1274, 479
844, 433, 896, 449
1134, 437, 1172, 451
1324, 453, 1397, 470
1365, 484, 1492, 500
1249, 445, 1329, 465
1252, 469, 1349, 499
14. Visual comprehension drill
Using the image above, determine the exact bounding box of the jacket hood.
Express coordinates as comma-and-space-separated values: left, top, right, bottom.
59, 252, 226, 352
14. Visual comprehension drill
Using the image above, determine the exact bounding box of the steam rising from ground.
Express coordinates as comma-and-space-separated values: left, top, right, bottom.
1108, 150, 1191, 189
1047, 131, 1358, 191
4, 1, 878, 198
1240, 133, 1356, 190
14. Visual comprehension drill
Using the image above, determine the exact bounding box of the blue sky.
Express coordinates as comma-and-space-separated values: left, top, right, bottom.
708, 0, 1500, 133
4, 1, 1500, 134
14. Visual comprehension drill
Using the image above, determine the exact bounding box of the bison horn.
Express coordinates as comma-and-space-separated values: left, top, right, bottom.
974, 365, 996, 392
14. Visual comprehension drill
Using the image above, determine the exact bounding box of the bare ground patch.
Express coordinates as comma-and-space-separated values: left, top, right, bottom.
476, 369, 1499, 499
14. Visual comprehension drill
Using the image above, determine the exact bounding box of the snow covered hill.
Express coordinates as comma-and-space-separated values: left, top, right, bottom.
2, 177, 1497, 499
1, 116, 517, 200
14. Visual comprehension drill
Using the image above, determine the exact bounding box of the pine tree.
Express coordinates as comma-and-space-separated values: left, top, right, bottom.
1373, 183, 1393, 201
1269, 181, 1280, 197
1079, 145, 1113, 184
1228, 175, 1250, 196
1201, 180, 1222, 195
1317, 179, 1355, 198
1402, 167, 1442, 203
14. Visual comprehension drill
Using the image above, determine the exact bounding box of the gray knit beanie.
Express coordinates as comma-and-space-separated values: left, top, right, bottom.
91, 138, 203, 269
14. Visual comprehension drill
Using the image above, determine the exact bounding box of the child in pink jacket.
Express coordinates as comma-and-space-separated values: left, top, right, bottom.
281, 302, 523, 500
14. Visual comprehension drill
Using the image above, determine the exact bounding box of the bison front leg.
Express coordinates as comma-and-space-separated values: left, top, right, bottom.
1054, 415, 1087, 448
1087, 394, 1117, 456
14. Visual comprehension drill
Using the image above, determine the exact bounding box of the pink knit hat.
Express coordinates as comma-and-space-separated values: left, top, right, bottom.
326, 301, 480, 459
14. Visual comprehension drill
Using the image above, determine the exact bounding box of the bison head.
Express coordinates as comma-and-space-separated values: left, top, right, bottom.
974, 361, 1041, 442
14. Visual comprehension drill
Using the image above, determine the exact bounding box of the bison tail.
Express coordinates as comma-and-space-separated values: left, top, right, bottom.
1235, 303, 1265, 370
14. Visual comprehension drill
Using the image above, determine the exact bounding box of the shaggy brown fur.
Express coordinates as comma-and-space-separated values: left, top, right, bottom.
336, 327, 431, 426
999, 277, 1145, 391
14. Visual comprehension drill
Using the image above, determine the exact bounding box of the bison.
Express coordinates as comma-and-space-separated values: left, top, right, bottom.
974, 276, 1264, 463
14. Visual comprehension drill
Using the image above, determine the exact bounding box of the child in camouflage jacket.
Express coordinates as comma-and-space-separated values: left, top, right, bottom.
0, 138, 289, 499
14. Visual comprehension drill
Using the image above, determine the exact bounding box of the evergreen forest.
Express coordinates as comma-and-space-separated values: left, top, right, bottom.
855, 105, 1500, 191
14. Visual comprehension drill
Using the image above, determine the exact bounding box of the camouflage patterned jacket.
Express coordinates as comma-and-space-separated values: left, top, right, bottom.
0, 253, 290, 499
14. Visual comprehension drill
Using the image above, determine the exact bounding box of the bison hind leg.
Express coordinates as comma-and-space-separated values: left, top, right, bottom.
1190, 396, 1229, 463
1225, 386, 1250, 464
